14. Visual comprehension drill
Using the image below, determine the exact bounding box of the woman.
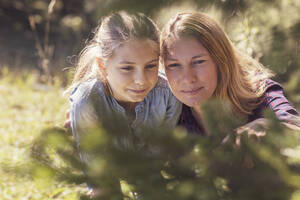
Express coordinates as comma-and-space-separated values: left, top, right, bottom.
160, 12, 300, 136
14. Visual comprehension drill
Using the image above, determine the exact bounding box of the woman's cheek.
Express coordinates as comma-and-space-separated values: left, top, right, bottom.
166, 68, 176, 79
168, 77, 179, 92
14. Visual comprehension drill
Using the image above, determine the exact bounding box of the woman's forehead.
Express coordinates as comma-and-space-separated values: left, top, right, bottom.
163, 37, 209, 59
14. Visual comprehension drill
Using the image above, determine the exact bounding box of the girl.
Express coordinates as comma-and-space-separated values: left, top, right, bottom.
67, 11, 181, 196
160, 12, 300, 136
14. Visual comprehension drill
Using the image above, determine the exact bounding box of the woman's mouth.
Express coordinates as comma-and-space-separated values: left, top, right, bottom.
181, 87, 203, 95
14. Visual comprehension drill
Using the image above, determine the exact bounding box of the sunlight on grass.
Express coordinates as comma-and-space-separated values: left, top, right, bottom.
0, 69, 85, 200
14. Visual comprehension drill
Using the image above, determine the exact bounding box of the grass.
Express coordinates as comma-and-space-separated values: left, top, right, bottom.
0, 68, 86, 200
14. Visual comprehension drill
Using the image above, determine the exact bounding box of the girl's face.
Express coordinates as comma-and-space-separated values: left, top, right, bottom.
164, 37, 218, 108
101, 39, 159, 105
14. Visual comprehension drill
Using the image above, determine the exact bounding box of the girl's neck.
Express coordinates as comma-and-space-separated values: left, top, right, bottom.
118, 101, 138, 120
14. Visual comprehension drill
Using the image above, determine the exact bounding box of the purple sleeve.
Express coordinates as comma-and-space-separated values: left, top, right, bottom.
264, 82, 300, 127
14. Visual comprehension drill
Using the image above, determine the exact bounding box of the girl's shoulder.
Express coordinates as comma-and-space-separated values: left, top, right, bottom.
69, 78, 105, 105
146, 75, 174, 101
152, 74, 170, 90
145, 75, 180, 108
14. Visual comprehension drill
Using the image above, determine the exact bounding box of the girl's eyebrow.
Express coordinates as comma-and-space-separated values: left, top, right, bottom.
120, 59, 159, 65
119, 61, 135, 65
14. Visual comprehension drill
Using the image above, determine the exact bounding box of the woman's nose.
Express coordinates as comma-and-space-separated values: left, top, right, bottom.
183, 67, 197, 83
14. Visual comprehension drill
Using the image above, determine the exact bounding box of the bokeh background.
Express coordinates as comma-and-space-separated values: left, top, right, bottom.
1, 0, 300, 199
1, 0, 300, 85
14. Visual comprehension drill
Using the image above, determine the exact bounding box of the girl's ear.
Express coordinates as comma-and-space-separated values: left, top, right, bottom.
96, 57, 107, 77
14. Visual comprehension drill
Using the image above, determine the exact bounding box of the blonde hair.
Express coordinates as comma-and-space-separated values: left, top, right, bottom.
66, 11, 160, 95
160, 12, 274, 116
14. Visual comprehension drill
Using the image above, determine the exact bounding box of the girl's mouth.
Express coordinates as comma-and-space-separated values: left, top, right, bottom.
128, 89, 147, 94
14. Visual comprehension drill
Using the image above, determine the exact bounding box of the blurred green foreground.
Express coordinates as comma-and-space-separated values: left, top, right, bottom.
1, 69, 300, 200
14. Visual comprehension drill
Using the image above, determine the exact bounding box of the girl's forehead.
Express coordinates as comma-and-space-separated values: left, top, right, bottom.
123, 39, 158, 50
107, 39, 159, 64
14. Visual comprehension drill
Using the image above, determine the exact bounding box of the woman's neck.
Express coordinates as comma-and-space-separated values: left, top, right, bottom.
191, 105, 210, 135
191, 105, 203, 123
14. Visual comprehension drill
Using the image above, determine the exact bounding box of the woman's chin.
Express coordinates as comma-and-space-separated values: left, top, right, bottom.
183, 100, 202, 108
181, 96, 212, 108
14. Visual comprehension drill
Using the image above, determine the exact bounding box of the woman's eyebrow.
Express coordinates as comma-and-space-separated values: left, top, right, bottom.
192, 54, 207, 59
166, 57, 178, 61
146, 59, 159, 64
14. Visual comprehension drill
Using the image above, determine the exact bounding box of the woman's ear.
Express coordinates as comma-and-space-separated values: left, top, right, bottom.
96, 57, 107, 77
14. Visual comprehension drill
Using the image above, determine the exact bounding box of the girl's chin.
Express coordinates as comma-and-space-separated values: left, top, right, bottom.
129, 96, 146, 103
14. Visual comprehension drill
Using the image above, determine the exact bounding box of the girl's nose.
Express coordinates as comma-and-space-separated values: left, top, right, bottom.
134, 71, 147, 86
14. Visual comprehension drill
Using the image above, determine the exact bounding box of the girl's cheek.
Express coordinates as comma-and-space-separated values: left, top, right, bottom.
147, 70, 158, 78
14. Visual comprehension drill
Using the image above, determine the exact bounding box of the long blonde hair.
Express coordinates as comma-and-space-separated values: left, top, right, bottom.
66, 11, 160, 95
160, 12, 274, 116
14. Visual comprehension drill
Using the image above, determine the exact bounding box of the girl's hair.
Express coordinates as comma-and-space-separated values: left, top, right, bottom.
66, 11, 160, 95
160, 12, 274, 116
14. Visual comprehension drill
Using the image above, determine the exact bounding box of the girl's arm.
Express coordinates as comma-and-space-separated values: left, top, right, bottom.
164, 91, 182, 128
70, 95, 98, 164
69, 80, 102, 164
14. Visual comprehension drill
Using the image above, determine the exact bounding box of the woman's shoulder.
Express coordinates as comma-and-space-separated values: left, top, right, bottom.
263, 79, 298, 111
265, 79, 283, 91
259, 79, 300, 126
263, 79, 286, 105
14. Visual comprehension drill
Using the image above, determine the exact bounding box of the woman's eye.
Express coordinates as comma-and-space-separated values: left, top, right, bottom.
145, 64, 157, 69
121, 66, 133, 71
167, 63, 181, 68
192, 60, 206, 65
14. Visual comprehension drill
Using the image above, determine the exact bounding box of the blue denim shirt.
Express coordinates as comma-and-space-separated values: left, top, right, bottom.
70, 75, 182, 163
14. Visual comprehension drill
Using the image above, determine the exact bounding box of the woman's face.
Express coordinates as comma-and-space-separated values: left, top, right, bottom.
101, 39, 159, 105
164, 37, 218, 107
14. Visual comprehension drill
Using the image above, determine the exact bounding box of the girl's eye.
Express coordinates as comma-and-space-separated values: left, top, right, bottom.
167, 63, 181, 68
192, 60, 206, 65
145, 64, 157, 69
121, 66, 133, 71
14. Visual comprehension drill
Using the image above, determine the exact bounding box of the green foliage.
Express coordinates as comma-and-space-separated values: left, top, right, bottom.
30, 98, 300, 200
